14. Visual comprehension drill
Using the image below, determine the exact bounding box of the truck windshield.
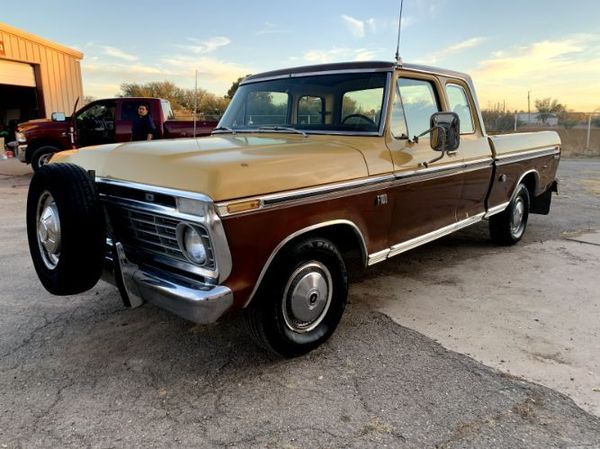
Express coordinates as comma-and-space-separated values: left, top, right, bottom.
217, 72, 388, 134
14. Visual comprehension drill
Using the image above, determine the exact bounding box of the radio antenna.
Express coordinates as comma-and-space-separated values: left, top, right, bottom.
394, 0, 404, 65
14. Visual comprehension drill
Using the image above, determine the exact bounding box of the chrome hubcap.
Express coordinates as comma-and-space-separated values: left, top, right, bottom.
510, 197, 525, 236
36, 192, 61, 269
282, 261, 332, 333
38, 153, 52, 167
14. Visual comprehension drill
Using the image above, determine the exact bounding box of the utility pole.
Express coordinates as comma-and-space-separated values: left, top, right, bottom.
527, 91, 531, 124
193, 69, 198, 138
587, 114, 592, 150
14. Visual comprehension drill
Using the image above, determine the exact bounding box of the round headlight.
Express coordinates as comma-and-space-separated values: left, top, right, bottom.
179, 225, 207, 265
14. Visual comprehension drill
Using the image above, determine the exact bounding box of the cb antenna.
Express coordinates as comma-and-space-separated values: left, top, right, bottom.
394, 0, 404, 65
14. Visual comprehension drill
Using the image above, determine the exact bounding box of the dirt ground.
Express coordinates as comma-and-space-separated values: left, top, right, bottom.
0, 157, 599, 448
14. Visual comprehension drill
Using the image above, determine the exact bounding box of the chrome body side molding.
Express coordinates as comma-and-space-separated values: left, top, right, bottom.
367, 213, 486, 265
484, 202, 510, 218
217, 158, 494, 217
495, 147, 560, 165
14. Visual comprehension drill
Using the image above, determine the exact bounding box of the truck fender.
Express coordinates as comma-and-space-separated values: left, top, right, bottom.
242, 219, 368, 308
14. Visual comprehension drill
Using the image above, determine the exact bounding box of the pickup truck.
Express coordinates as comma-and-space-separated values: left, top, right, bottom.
15, 97, 217, 170
26, 61, 560, 357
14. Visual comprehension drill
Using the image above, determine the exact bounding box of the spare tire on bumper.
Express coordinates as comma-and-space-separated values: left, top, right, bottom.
27, 163, 106, 295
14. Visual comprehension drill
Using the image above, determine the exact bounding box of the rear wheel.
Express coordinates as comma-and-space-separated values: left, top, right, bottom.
245, 237, 348, 357
489, 183, 530, 245
31, 145, 60, 172
27, 163, 106, 295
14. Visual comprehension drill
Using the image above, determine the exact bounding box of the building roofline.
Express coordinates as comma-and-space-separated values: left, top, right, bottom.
0, 22, 83, 59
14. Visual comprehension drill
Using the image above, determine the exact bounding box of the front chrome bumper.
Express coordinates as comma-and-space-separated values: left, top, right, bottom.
104, 242, 233, 324
17, 144, 27, 162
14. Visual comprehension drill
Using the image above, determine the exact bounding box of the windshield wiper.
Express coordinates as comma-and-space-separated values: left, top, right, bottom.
257, 126, 308, 138
212, 126, 236, 135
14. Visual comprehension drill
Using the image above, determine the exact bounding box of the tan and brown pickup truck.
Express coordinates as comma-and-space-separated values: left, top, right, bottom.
26, 61, 560, 357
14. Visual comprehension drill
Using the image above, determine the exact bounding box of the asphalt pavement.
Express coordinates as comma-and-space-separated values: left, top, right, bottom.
0, 158, 599, 448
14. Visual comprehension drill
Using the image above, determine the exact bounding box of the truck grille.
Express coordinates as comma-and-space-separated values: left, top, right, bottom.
105, 203, 215, 271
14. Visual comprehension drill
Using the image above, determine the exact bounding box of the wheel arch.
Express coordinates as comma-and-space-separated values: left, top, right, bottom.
511, 169, 539, 203
26, 139, 64, 163
243, 219, 367, 308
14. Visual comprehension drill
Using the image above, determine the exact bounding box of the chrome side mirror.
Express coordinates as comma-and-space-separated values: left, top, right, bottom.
430, 112, 460, 152
51, 112, 66, 122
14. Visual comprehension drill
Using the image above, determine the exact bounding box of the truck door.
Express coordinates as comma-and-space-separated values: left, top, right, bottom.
385, 73, 463, 249
75, 100, 116, 147
443, 81, 493, 220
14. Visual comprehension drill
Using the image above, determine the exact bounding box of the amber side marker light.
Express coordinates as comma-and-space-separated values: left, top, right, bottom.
226, 200, 261, 214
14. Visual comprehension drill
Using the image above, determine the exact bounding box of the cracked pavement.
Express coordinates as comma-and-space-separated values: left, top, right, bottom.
1, 158, 599, 448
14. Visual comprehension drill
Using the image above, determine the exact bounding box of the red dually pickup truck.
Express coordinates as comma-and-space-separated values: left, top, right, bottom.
15, 97, 217, 170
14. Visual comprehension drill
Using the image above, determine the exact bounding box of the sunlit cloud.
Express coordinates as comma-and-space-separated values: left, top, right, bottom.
100, 45, 138, 62
182, 36, 231, 54
341, 14, 366, 38
291, 47, 381, 64
255, 22, 285, 36
341, 15, 398, 38
472, 34, 600, 111
415, 37, 486, 64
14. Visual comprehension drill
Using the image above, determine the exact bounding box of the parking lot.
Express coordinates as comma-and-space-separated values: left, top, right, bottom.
1, 158, 599, 448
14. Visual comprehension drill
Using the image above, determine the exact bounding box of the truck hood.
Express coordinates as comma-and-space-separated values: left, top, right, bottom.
51, 134, 369, 201
18, 119, 68, 133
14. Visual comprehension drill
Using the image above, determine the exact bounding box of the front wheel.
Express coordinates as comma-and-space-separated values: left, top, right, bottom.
489, 183, 530, 245
245, 237, 348, 357
31, 146, 60, 171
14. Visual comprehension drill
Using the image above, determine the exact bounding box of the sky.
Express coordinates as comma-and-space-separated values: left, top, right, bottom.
3, 0, 600, 112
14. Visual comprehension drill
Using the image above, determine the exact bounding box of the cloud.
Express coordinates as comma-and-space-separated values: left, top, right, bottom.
184, 36, 231, 54
415, 37, 486, 64
255, 22, 285, 36
342, 14, 365, 38
100, 45, 138, 62
160, 55, 253, 83
291, 47, 381, 64
84, 62, 166, 77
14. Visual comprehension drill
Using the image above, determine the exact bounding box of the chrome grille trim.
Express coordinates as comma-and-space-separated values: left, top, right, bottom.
97, 179, 232, 283
106, 202, 216, 273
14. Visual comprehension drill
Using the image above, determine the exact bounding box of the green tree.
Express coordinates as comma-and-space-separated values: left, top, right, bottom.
226, 75, 251, 99
118, 81, 230, 119
119, 81, 185, 109
82, 96, 96, 106
535, 98, 565, 125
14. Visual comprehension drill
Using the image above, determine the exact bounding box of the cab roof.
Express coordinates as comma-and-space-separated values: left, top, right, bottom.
241, 61, 472, 84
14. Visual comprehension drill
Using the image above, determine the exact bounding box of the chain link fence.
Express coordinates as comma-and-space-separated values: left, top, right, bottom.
483, 111, 600, 157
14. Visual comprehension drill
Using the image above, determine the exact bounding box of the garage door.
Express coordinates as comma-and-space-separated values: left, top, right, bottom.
0, 59, 35, 87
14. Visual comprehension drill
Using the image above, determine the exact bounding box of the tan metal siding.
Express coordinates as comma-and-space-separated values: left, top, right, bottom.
0, 22, 83, 118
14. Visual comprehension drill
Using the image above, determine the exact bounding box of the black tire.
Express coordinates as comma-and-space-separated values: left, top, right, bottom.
27, 163, 106, 295
31, 146, 59, 172
245, 237, 348, 358
489, 183, 530, 245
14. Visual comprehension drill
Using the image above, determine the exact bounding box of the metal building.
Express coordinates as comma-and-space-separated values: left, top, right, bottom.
0, 22, 83, 129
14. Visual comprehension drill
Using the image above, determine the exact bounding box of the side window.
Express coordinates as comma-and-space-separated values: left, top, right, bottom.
298, 96, 323, 125
390, 84, 408, 138
446, 84, 475, 134
341, 87, 384, 130
76, 102, 115, 126
161, 101, 175, 120
121, 101, 141, 121
397, 78, 440, 137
